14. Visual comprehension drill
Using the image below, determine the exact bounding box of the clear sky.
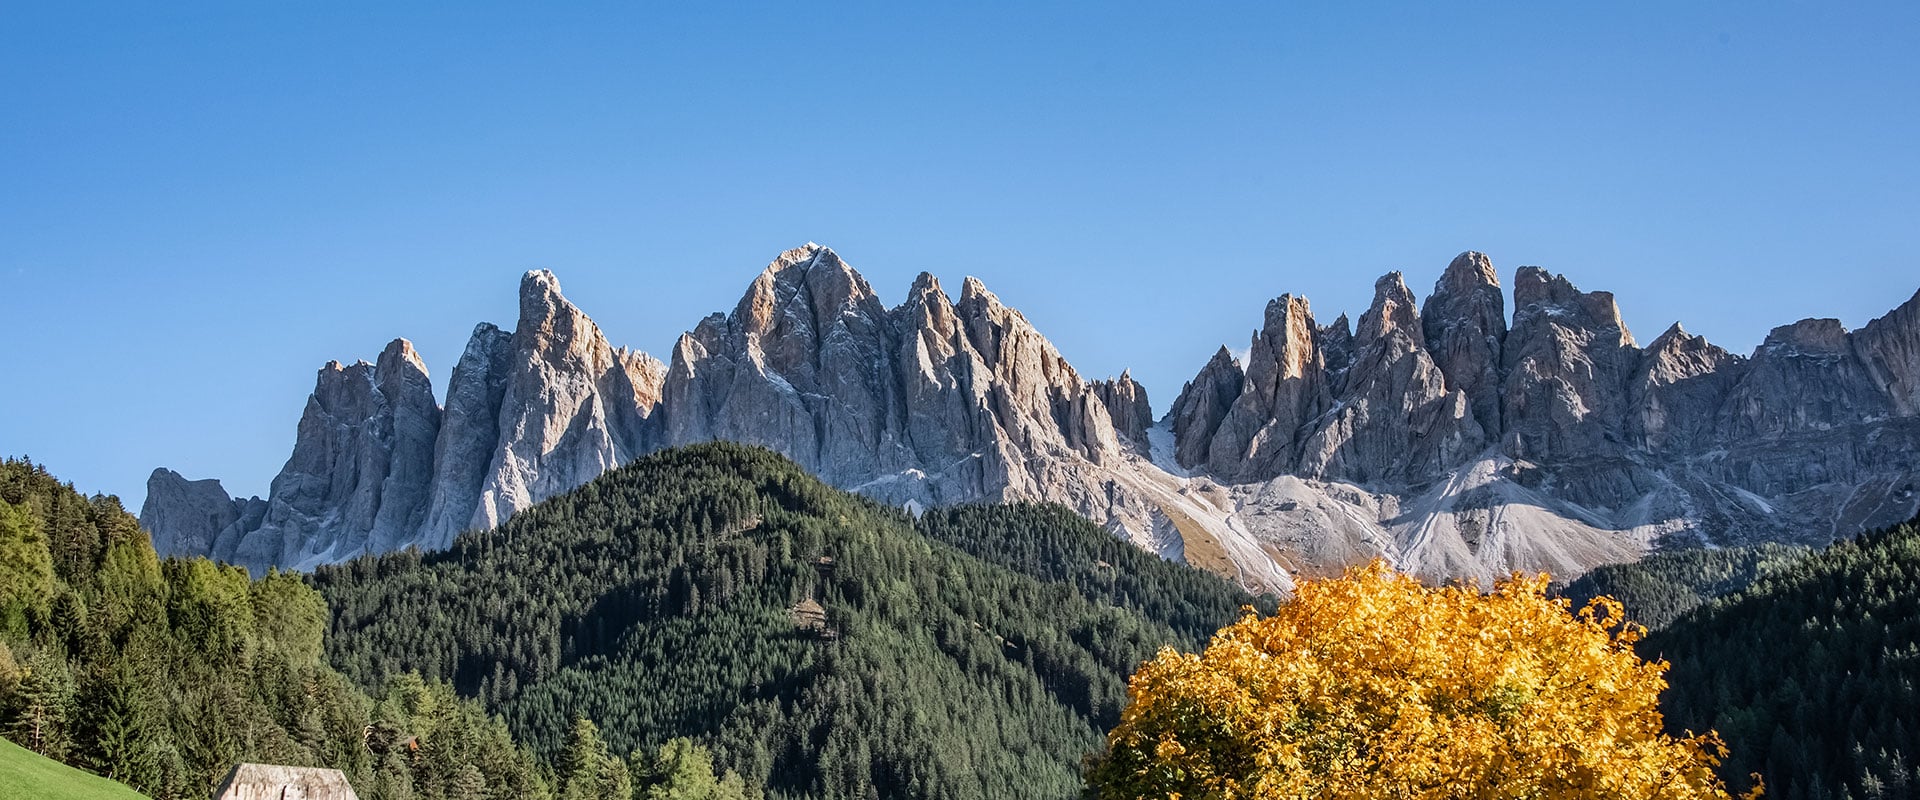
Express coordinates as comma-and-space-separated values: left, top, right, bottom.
2, 2, 1916, 507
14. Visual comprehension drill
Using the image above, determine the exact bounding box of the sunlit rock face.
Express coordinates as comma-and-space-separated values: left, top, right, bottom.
145, 246, 1920, 592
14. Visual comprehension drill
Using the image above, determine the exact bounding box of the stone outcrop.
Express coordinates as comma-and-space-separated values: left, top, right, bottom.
1498, 266, 1640, 462
1091, 371, 1153, 447
139, 469, 264, 558
143, 245, 1920, 591
1625, 323, 1743, 453
1421, 251, 1505, 435
1854, 289, 1920, 415
418, 323, 512, 549
215, 339, 442, 571
147, 275, 671, 574
1296, 272, 1482, 484
1165, 347, 1244, 470
1163, 252, 1920, 582
1194, 295, 1331, 482
471, 270, 659, 531
656, 246, 1128, 514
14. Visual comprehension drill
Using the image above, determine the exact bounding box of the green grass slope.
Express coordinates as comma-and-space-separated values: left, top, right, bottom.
0, 738, 150, 800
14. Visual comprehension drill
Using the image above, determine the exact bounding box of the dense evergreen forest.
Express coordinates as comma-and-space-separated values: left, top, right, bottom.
1628, 517, 1920, 800
1560, 543, 1809, 630
0, 458, 547, 800
20, 438, 1912, 800
313, 442, 1258, 800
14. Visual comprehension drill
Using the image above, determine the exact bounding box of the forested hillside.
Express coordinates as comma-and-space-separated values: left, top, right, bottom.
1560, 543, 1809, 630
1647, 516, 1920, 800
0, 458, 547, 800
313, 443, 1256, 800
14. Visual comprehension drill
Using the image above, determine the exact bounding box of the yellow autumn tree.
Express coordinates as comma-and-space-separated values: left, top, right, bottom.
1085, 561, 1758, 800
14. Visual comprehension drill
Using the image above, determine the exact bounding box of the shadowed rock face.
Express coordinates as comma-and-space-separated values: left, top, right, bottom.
1499, 265, 1639, 463
205, 339, 443, 571
657, 247, 1125, 512
1422, 252, 1506, 436
1297, 272, 1482, 485
1626, 323, 1744, 454
1166, 347, 1245, 469
144, 246, 1920, 589
1091, 371, 1153, 447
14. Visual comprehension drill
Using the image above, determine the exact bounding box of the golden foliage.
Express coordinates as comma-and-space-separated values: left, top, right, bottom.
1085, 561, 1759, 799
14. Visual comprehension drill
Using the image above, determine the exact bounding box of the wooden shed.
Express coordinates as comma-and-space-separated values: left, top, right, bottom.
211, 763, 358, 800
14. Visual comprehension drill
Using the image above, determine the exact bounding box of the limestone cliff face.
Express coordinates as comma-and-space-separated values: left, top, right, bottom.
1499, 266, 1640, 463
1165, 347, 1244, 470
148, 275, 670, 574
1296, 272, 1482, 484
1091, 371, 1153, 447
143, 245, 1920, 591
1167, 251, 1920, 583
655, 245, 1129, 516
1626, 323, 1743, 454
471, 270, 657, 531
205, 339, 442, 572
418, 323, 512, 549
1421, 252, 1506, 436
1854, 289, 1920, 416
139, 469, 263, 558
1195, 295, 1330, 482
657, 245, 911, 487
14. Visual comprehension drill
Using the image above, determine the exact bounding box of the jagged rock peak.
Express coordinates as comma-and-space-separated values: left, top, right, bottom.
376, 337, 429, 379
1512, 266, 1636, 348
959, 275, 1001, 307
1438, 251, 1499, 292
1166, 345, 1248, 469
519, 268, 566, 316
1356, 272, 1420, 345
1761, 318, 1850, 356
732, 243, 883, 342
140, 469, 258, 558
1501, 266, 1641, 462
1855, 288, 1920, 415
1639, 322, 1739, 383
908, 270, 943, 297
1626, 321, 1741, 454
1258, 294, 1321, 379
1091, 370, 1154, 446
1421, 252, 1507, 437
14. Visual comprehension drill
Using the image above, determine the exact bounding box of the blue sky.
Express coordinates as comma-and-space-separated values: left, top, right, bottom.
2, 2, 1916, 506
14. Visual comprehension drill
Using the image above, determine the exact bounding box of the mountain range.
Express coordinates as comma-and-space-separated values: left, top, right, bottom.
141, 244, 1920, 589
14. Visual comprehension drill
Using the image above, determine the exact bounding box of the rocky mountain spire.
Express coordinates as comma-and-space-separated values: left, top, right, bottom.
472, 270, 656, 531
1717, 318, 1891, 441
1625, 323, 1743, 453
215, 338, 442, 572
1853, 288, 1920, 416
139, 470, 264, 558
1297, 272, 1481, 484
1319, 314, 1355, 393
139, 246, 1920, 592
1421, 251, 1506, 437
1500, 266, 1639, 462
1166, 347, 1246, 470
419, 323, 513, 548
657, 244, 910, 482
1194, 294, 1331, 481
1090, 370, 1153, 447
